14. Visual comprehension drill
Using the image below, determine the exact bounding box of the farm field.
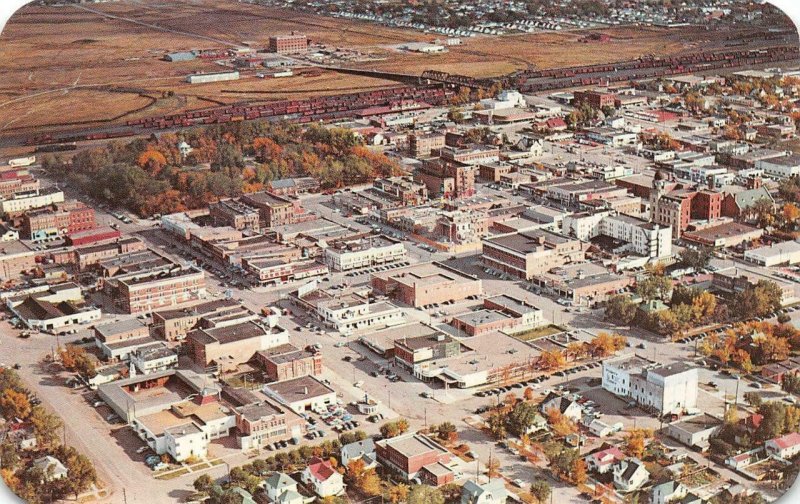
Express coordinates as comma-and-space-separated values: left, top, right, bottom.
0, 0, 757, 137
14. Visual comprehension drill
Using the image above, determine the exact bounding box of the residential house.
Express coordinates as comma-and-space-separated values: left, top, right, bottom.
765, 432, 800, 460
585, 446, 626, 474
31, 456, 68, 482
263, 472, 304, 504
461, 479, 509, 504
341, 438, 377, 468
540, 392, 583, 422
613, 458, 649, 492
651, 480, 688, 504
301, 457, 345, 498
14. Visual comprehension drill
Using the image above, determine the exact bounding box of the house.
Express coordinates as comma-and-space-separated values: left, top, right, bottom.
341, 438, 377, 468
31, 456, 68, 481
765, 432, 800, 459
461, 478, 509, 504
228, 487, 256, 504
585, 446, 626, 474
613, 457, 649, 492
524, 413, 548, 435
302, 457, 345, 497
651, 480, 688, 504
263, 472, 304, 504
540, 392, 583, 421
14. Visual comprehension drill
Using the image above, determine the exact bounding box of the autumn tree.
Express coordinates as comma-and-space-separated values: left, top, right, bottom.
539, 349, 566, 371
530, 480, 552, 503
408, 484, 445, 504
636, 274, 673, 302
346, 459, 381, 496
624, 429, 652, 458
387, 483, 409, 504
589, 332, 627, 358
0, 388, 31, 420
29, 406, 62, 448
436, 421, 458, 443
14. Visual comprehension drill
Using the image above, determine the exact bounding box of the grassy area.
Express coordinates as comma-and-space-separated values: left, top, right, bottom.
155, 467, 190, 480
512, 325, 565, 342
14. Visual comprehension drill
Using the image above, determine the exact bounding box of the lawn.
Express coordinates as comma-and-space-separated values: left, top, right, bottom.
512, 325, 565, 342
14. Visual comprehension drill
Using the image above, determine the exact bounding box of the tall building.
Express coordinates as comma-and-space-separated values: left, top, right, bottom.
269, 34, 308, 54
602, 354, 698, 416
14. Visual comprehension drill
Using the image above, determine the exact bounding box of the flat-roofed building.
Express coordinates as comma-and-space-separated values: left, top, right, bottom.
371, 262, 482, 308
109, 267, 207, 314
269, 34, 308, 54
375, 433, 454, 486
263, 375, 337, 413
744, 240, 800, 267
241, 191, 308, 228
130, 342, 178, 375
7, 282, 101, 333
481, 229, 585, 280
323, 234, 407, 272
234, 399, 306, 449
0, 240, 36, 281
602, 355, 698, 416
0, 187, 64, 216
451, 294, 544, 336
255, 343, 323, 382
666, 413, 723, 449
94, 318, 153, 360
209, 199, 260, 231
152, 299, 248, 341
187, 320, 289, 371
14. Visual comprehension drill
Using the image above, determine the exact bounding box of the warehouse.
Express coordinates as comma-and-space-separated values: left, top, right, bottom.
185, 71, 240, 84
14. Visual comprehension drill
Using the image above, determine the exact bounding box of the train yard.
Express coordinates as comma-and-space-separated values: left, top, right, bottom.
11, 25, 800, 151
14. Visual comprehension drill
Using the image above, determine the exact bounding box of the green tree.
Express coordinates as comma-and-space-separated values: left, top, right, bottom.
604, 295, 637, 325
744, 392, 763, 408
679, 247, 712, 271
193, 473, 214, 495
407, 484, 445, 504
530, 480, 552, 503
507, 401, 539, 436
29, 406, 62, 448
636, 274, 673, 302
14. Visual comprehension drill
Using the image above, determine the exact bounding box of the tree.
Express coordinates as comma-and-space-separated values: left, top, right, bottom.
486, 457, 501, 478
756, 402, 788, 441
691, 291, 717, 322
589, 332, 627, 358
29, 406, 62, 448
507, 401, 539, 436
605, 295, 637, 325
782, 374, 800, 395
379, 419, 408, 438
193, 474, 214, 495
571, 458, 588, 485
679, 247, 712, 271
539, 349, 565, 371
530, 480, 551, 503
53, 445, 97, 499
346, 459, 381, 496
387, 483, 409, 504
743, 392, 763, 408
735, 280, 783, 320
487, 412, 507, 439
0, 388, 31, 419
407, 484, 444, 504
625, 429, 651, 459
436, 422, 458, 443
636, 274, 673, 302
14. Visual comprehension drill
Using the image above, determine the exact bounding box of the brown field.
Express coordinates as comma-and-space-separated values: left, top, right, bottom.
0, 0, 747, 137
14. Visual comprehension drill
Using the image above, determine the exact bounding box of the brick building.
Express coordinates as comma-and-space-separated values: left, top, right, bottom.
371, 262, 482, 308
409, 132, 446, 157
108, 268, 207, 314
255, 343, 323, 382
573, 89, 616, 109
22, 200, 95, 241
269, 34, 308, 54
241, 191, 309, 228
414, 158, 476, 199
233, 400, 306, 450
375, 434, 454, 486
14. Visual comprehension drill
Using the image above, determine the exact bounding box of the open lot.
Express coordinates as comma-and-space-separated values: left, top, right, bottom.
0, 0, 738, 137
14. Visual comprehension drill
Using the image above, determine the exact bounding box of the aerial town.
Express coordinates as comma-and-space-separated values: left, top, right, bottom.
1, 0, 800, 503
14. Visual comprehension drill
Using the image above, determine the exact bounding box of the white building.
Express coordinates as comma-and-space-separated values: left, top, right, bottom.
744, 240, 800, 267
461, 479, 509, 504
324, 236, 407, 272
302, 457, 345, 497
613, 458, 649, 492
765, 432, 800, 459
600, 214, 672, 259
186, 71, 240, 84
32, 456, 68, 481
130, 342, 179, 375
756, 155, 800, 179
0, 187, 64, 216
562, 212, 672, 259
602, 355, 698, 416
263, 472, 303, 504
316, 293, 405, 336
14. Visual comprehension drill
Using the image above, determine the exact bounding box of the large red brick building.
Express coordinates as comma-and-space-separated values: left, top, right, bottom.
269, 34, 308, 54
573, 89, 616, 109
375, 434, 454, 486
255, 343, 323, 382
22, 200, 95, 241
